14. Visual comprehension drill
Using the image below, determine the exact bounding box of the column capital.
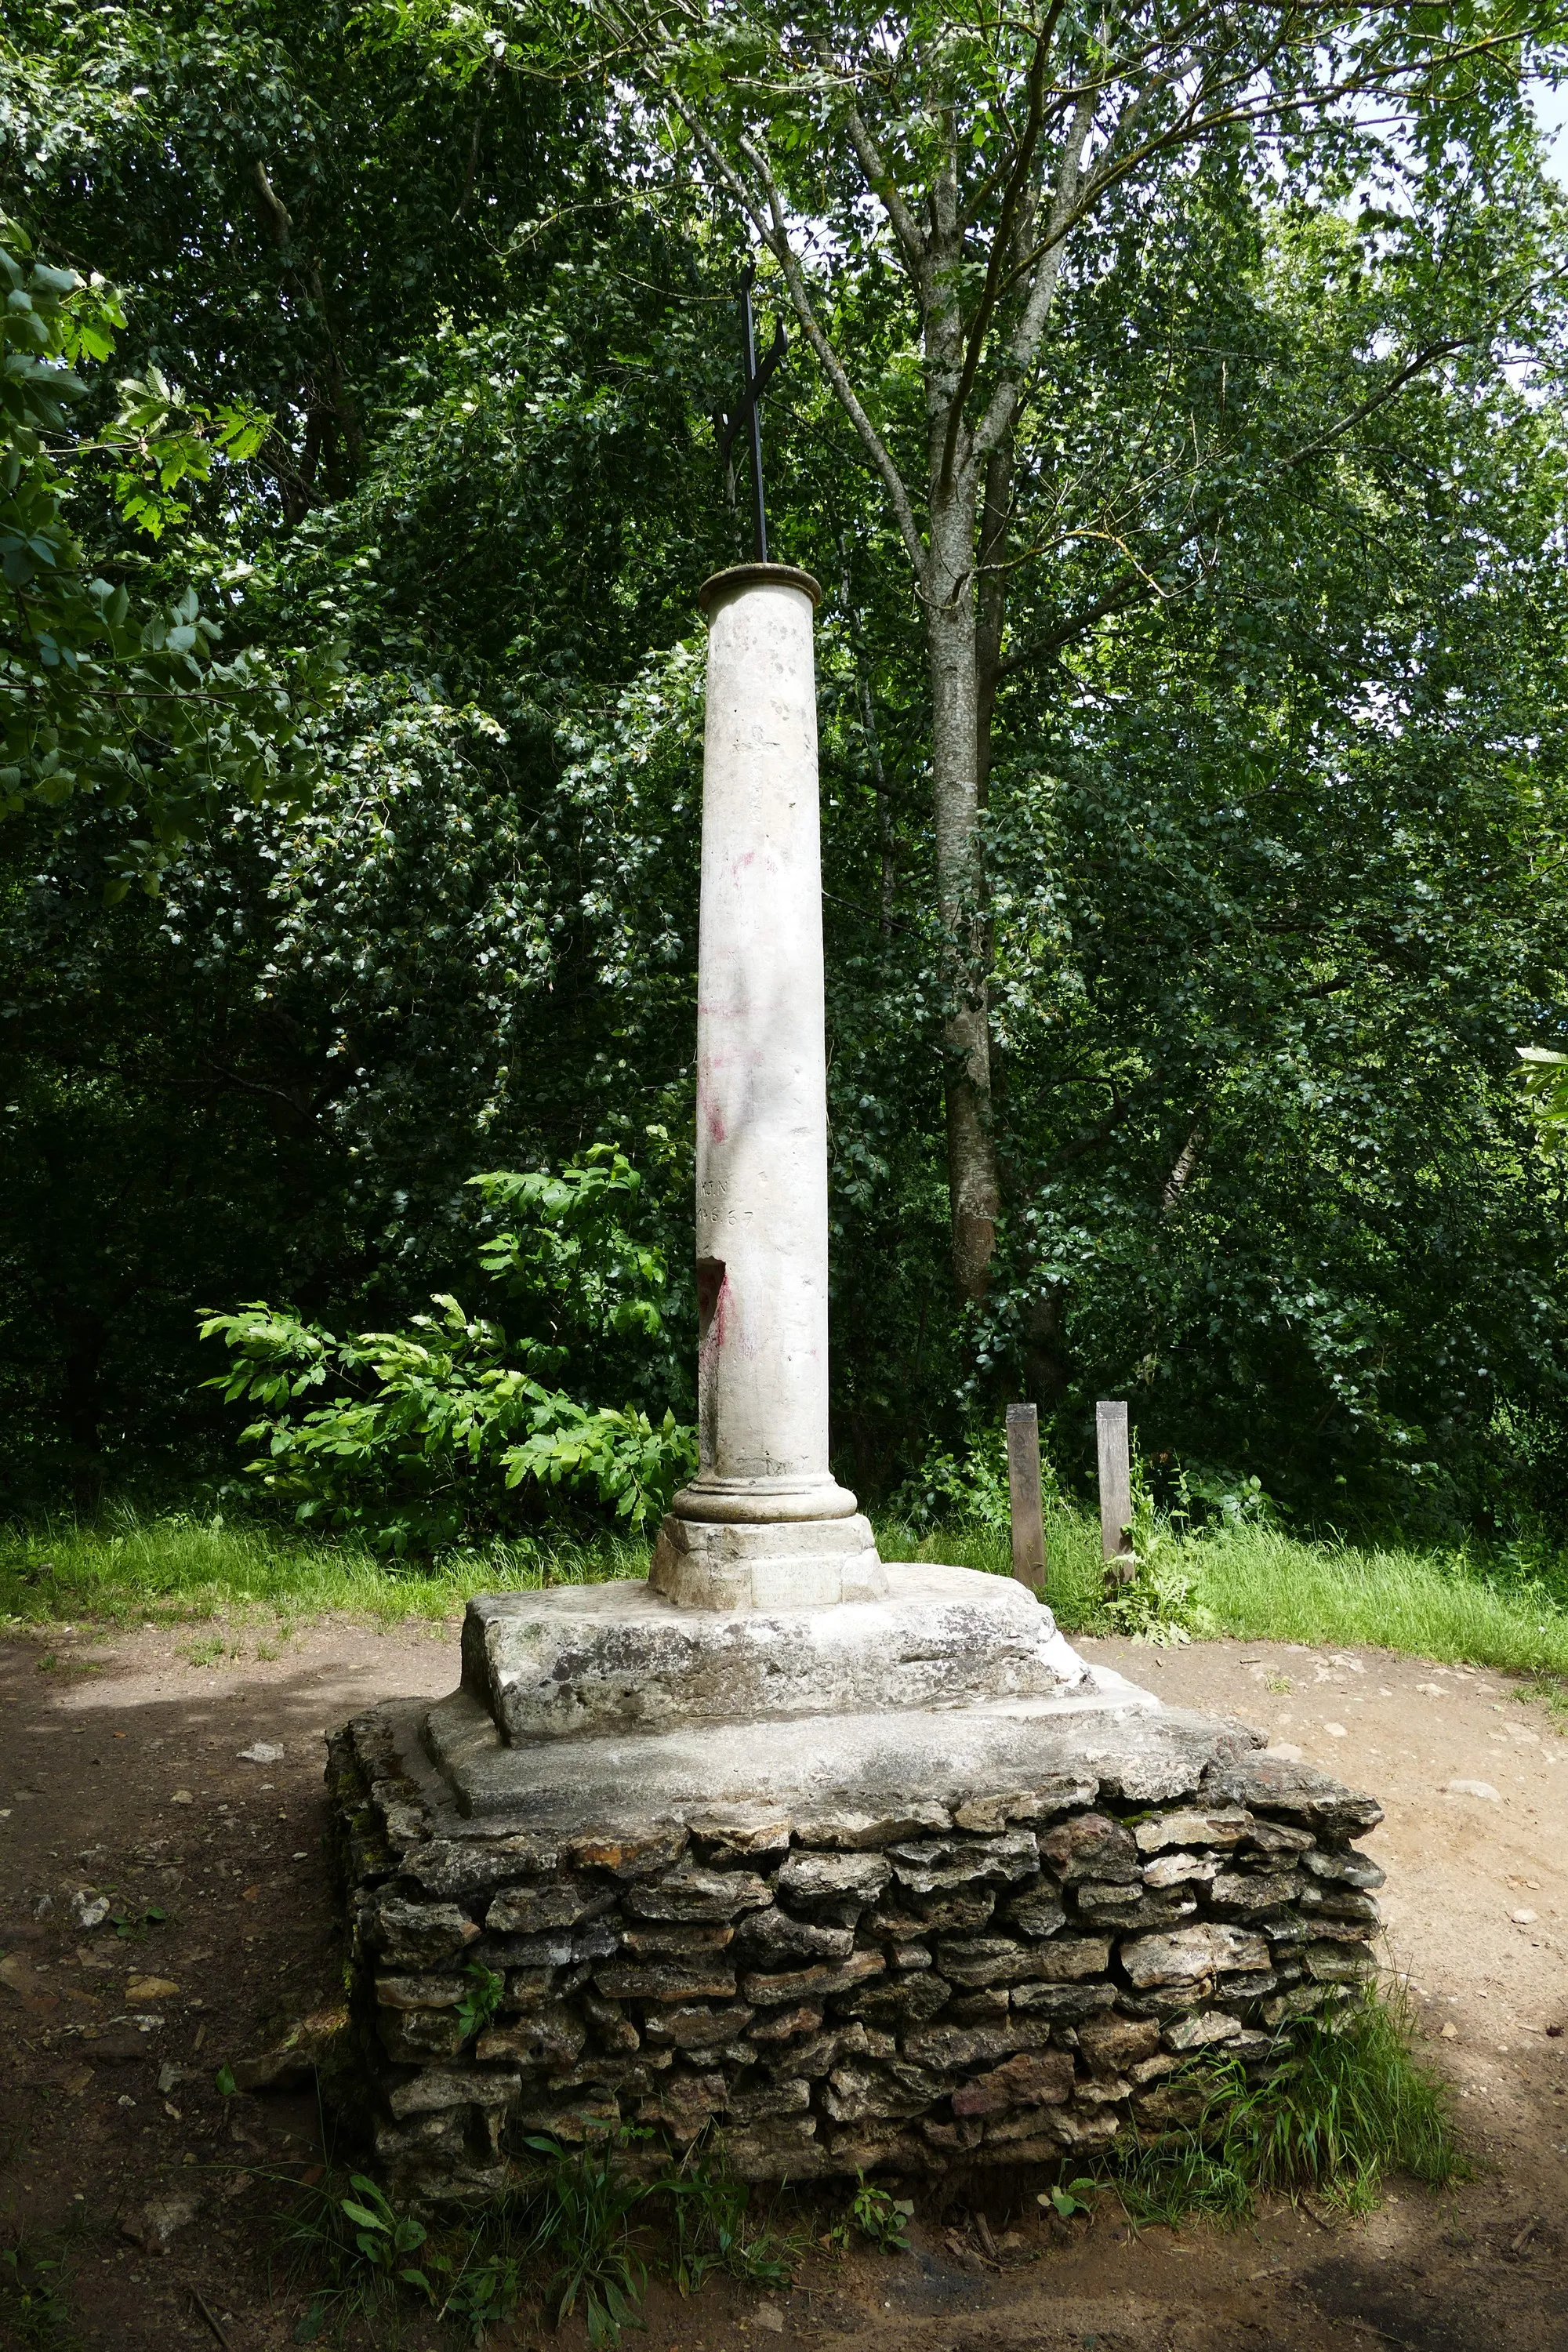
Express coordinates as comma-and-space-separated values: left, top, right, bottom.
699, 562, 822, 615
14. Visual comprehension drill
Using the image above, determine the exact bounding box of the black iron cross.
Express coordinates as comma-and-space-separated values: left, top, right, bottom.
717, 266, 787, 562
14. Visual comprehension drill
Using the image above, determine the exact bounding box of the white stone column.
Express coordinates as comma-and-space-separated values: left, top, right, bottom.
649, 564, 884, 1610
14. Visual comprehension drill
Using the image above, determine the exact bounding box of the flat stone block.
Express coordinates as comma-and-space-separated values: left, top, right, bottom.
416, 1673, 1261, 1831
461, 1561, 1089, 1743
648, 1510, 887, 1608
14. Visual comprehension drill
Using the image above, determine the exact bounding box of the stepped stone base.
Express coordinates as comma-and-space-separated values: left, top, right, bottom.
461, 1562, 1090, 1744
327, 1684, 1385, 2205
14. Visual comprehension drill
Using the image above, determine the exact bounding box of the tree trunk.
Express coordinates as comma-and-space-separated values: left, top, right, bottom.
926, 480, 1001, 1302
975, 442, 1013, 807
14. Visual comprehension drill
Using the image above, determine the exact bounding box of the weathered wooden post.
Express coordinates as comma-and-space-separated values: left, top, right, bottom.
1097, 1399, 1134, 1581
1006, 1402, 1047, 1592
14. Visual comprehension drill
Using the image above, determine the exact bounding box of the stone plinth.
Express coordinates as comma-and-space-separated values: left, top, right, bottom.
324, 555, 1388, 2213
460, 1563, 1090, 1744
328, 1700, 1385, 2203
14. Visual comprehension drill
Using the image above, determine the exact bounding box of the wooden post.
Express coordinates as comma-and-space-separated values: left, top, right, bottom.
1006, 1403, 1046, 1591
1097, 1399, 1134, 1580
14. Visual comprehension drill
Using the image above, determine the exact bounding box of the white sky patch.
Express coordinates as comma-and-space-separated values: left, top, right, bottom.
1530, 78, 1568, 180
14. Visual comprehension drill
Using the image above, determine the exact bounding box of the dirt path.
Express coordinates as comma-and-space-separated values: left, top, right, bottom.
2, 1617, 1565, 2350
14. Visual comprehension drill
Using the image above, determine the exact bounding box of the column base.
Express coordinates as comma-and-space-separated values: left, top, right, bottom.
666, 1472, 863, 1524
648, 1510, 887, 1609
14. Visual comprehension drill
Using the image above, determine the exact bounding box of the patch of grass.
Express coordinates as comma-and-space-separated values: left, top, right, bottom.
661, 2136, 797, 2296
873, 1505, 1108, 1629
0, 1506, 650, 1630
1516, 1671, 1568, 1728
873, 1508, 1568, 1679
1107, 1990, 1468, 2226
275, 2132, 797, 2349
278, 2167, 525, 2345
1180, 1523, 1568, 1676
519, 2131, 650, 2347
276, 2167, 421, 2342
0, 2234, 76, 2350
180, 1632, 233, 1667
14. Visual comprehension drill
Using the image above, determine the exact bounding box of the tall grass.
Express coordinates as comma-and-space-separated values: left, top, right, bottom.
876, 1508, 1568, 1673
1109, 1990, 1469, 2223
875, 1507, 1108, 1624
1181, 1521, 1568, 1672
2, 1501, 1567, 1678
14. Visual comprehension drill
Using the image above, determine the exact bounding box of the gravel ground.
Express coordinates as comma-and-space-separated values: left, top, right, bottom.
1, 1615, 1564, 2350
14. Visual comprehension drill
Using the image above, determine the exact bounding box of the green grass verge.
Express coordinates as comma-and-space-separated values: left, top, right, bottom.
2, 1504, 1567, 1685
1181, 1522, 1568, 1674
882, 1510, 1568, 1674
0, 1507, 648, 1630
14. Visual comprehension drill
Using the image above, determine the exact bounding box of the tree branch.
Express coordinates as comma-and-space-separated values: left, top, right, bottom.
661, 87, 928, 574
971, 89, 1094, 463
937, 2, 1063, 498
822, 49, 929, 286
998, 326, 1486, 680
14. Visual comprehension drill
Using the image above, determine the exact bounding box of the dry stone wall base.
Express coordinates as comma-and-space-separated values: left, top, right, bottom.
327, 1708, 1385, 2205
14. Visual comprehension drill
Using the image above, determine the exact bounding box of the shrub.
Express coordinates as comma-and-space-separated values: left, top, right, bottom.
201, 1149, 695, 1556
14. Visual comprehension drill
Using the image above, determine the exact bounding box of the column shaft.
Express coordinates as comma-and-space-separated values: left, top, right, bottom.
650, 564, 883, 1609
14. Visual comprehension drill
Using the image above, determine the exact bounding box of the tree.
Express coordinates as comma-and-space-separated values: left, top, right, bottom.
7, 0, 1568, 1534
515, 0, 1560, 1301
0, 216, 325, 894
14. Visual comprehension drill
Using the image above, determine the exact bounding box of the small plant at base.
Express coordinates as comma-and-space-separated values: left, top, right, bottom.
111, 1904, 167, 1940
1105, 1989, 1468, 2226
1040, 2177, 1097, 2221
835, 2175, 913, 2252
279, 2169, 432, 2341
338, 2175, 431, 2289
1, 2238, 74, 2350
519, 2131, 649, 2347
661, 2138, 795, 2296
421, 2238, 523, 2344
456, 1962, 504, 2043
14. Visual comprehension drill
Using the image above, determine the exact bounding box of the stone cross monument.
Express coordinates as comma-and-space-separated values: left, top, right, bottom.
451, 555, 1091, 1733
330, 543, 1387, 2209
